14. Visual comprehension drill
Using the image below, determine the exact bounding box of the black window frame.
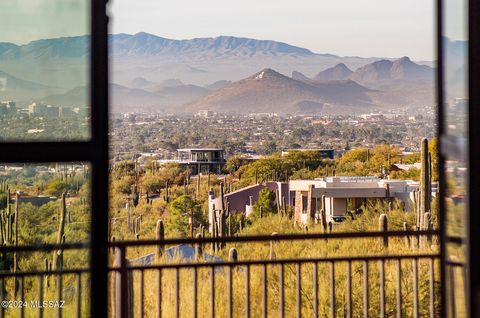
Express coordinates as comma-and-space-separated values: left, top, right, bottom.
0, 0, 478, 316
0, 1, 109, 317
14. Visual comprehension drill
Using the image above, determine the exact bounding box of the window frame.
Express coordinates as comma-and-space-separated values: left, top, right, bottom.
0, 1, 109, 317
0, 0, 478, 316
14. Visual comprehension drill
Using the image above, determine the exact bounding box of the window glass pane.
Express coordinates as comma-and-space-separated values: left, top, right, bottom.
442, 0, 469, 316
0, 1, 90, 141
0, 162, 91, 316
108, 1, 440, 316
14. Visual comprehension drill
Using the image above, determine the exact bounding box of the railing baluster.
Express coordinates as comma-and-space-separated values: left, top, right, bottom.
193, 267, 197, 318
157, 269, 162, 318
296, 263, 301, 318
38, 275, 43, 318
175, 268, 180, 318
20, 276, 25, 318
363, 261, 368, 318
119, 246, 128, 318
0, 277, 3, 318
313, 262, 318, 318
210, 266, 215, 318
346, 261, 351, 318
413, 258, 419, 318
429, 258, 434, 318
279, 264, 284, 318
262, 264, 267, 318
330, 262, 335, 318
140, 270, 144, 318
449, 265, 457, 317
228, 264, 233, 318
379, 260, 385, 318
396, 259, 402, 318
76, 273, 81, 318
245, 265, 250, 318
57, 273, 63, 318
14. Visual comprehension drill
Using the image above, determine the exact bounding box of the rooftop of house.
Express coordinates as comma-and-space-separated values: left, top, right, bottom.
177, 148, 224, 152
289, 176, 424, 191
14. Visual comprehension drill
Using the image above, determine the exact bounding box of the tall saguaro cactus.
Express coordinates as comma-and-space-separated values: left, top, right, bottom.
194, 233, 203, 261
379, 213, 388, 248
52, 192, 67, 270
13, 193, 19, 270
156, 220, 164, 259
321, 195, 327, 232
419, 138, 431, 230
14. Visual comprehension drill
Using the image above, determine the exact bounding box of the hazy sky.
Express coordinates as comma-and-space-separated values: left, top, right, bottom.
0, 0, 89, 44
109, 0, 436, 60
1, 0, 468, 61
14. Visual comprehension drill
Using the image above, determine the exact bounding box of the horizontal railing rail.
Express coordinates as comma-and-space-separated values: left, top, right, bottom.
107, 230, 444, 247
111, 253, 440, 271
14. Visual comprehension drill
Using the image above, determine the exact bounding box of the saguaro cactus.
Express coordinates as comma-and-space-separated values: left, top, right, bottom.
196, 173, 201, 198
211, 209, 218, 253
379, 213, 388, 248
194, 233, 203, 261
164, 181, 170, 203
156, 220, 164, 258
269, 232, 277, 260
52, 192, 67, 270
44, 258, 50, 290
420, 138, 431, 229
321, 195, 327, 232
403, 222, 410, 248
228, 248, 238, 263
424, 212, 433, 245
219, 211, 228, 249
126, 203, 131, 233
13, 193, 19, 280
134, 217, 141, 240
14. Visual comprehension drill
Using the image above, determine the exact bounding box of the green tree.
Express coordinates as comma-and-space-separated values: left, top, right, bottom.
252, 188, 276, 218
45, 179, 70, 197
142, 174, 162, 194
167, 195, 206, 237
112, 175, 135, 195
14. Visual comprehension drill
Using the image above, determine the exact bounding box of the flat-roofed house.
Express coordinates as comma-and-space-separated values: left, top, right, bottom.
177, 148, 225, 174
207, 175, 437, 231
291, 177, 436, 226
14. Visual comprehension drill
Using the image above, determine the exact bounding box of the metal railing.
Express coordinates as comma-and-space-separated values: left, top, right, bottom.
108, 231, 443, 318
0, 231, 466, 318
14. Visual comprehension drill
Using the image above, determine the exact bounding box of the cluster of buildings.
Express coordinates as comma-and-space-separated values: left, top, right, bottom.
0, 101, 16, 115
0, 100, 87, 118
27, 102, 88, 118
209, 176, 437, 228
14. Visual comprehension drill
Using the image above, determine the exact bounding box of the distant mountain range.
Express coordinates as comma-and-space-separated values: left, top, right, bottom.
349, 57, 433, 89
292, 57, 433, 88
0, 33, 393, 88
0, 32, 459, 113
111, 33, 316, 58
0, 33, 317, 61
187, 68, 375, 114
